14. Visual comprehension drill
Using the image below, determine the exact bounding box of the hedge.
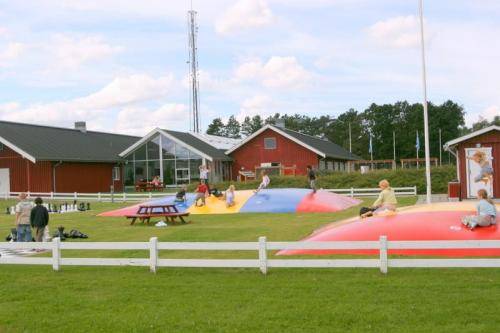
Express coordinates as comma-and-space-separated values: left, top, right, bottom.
195, 165, 457, 194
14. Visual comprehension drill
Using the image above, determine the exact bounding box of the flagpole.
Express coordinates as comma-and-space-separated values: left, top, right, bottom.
416, 130, 419, 169
419, 0, 432, 204
393, 131, 396, 160
439, 128, 442, 166
349, 123, 352, 153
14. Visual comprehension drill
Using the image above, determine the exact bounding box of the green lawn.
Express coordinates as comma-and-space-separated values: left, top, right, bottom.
2, 196, 500, 332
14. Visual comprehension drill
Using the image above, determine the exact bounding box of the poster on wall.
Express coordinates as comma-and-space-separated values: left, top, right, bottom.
465, 147, 494, 198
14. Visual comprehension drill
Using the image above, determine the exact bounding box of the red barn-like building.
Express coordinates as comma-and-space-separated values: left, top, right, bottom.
0, 121, 138, 193
226, 124, 360, 178
444, 125, 499, 199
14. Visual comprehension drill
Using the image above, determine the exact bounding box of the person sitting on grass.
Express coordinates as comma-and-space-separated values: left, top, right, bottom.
30, 197, 49, 243
462, 189, 497, 230
194, 180, 209, 207
225, 185, 236, 208
360, 179, 398, 218
174, 185, 187, 203
254, 171, 270, 193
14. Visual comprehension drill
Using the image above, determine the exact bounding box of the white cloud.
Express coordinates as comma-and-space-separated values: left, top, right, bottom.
114, 103, 188, 135
236, 95, 274, 121
215, 0, 275, 35
367, 15, 422, 48
0, 42, 25, 67
0, 27, 8, 37
0, 74, 175, 127
49, 34, 122, 68
234, 56, 312, 89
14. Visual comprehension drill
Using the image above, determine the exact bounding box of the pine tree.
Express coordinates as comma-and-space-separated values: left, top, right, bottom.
241, 115, 264, 136
225, 115, 241, 139
206, 118, 225, 136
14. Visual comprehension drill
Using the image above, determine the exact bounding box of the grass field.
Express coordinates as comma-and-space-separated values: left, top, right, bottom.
1, 196, 500, 332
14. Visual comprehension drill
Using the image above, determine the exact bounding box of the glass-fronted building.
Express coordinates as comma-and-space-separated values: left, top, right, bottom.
119, 129, 235, 187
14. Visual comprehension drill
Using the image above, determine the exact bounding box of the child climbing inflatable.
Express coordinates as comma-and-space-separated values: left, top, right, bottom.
467, 150, 494, 184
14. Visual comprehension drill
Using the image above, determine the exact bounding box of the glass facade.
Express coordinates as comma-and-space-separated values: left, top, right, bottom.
123, 134, 204, 186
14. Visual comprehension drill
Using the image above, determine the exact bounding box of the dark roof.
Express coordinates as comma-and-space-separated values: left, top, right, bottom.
279, 127, 361, 160
0, 121, 139, 162
163, 129, 232, 161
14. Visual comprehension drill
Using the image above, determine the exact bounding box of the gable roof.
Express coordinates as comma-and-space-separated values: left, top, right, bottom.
226, 124, 361, 160
0, 120, 139, 163
444, 125, 500, 150
118, 128, 232, 162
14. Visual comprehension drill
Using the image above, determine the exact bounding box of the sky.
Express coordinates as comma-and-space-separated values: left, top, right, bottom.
0, 0, 499, 136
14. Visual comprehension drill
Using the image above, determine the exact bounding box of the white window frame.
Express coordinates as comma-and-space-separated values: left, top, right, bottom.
264, 137, 277, 150
112, 166, 121, 181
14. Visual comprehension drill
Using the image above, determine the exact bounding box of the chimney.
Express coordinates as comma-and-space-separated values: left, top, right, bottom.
74, 121, 87, 133
275, 119, 286, 129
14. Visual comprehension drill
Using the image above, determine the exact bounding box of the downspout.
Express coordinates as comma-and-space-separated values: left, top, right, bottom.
53, 161, 63, 192
444, 145, 460, 181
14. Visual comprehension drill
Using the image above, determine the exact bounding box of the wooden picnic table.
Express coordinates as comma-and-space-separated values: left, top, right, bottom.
135, 181, 164, 192
125, 204, 189, 225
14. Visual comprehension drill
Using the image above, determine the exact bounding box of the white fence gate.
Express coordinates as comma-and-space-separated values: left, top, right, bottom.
1, 236, 499, 274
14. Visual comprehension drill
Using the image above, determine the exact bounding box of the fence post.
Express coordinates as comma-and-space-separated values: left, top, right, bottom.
258, 236, 267, 275
97, 192, 101, 202
52, 237, 61, 271
149, 192, 152, 199
350, 187, 354, 198
149, 237, 158, 273
73, 192, 77, 200
379, 235, 388, 274
123, 192, 126, 202
413, 186, 417, 195
50, 192, 54, 199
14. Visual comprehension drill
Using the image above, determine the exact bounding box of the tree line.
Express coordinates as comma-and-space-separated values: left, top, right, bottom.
206, 100, 499, 161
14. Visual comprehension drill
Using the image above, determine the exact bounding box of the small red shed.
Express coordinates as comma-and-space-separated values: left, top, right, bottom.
226, 124, 360, 179
444, 125, 499, 199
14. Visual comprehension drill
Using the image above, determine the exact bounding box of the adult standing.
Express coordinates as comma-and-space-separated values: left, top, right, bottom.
15, 193, 33, 242
307, 165, 317, 193
30, 197, 49, 242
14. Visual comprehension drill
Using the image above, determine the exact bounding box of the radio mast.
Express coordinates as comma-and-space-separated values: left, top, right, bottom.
187, 7, 200, 133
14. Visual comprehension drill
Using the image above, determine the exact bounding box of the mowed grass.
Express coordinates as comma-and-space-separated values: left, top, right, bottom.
2, 196, 500, 332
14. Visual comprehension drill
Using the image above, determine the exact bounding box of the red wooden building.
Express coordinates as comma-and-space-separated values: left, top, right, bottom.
0, 121, 138, 193
226, 124, 360, 179
444, 125, 499, 199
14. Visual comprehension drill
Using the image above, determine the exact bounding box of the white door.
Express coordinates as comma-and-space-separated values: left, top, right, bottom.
0, 168, 10, 195
465, 147, 494, 198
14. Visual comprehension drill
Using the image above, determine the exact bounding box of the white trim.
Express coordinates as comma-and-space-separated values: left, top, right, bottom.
444, 125, 500, 149
0, 136, 36, 163
118, 128, 214, 162
225, 125, 326, 158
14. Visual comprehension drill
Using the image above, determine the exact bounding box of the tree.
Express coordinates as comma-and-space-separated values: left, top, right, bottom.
224, 115, 241, 139
241, 115, 263, 136
206, 118, 225, 136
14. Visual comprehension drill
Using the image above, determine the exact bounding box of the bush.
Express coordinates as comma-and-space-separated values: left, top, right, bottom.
199, 166, 456, 194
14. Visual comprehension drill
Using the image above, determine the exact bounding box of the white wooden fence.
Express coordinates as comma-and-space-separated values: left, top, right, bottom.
1, 236, 499, 274
0, 186, 417, 202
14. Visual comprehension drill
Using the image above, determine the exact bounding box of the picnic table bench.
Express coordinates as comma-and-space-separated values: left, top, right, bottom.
125, 204, 189, 225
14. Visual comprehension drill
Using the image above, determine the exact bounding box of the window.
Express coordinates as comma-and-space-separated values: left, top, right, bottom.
264, 137, 277, 149
112, 166, 121, 181
319, 160, 326, 170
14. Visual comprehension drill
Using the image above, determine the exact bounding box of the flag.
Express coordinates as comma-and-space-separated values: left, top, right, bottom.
368, 134, 373, 154
415, 131, 420, 151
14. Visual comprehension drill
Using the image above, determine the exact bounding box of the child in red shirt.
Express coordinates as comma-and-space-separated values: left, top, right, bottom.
195, 181, 208, 207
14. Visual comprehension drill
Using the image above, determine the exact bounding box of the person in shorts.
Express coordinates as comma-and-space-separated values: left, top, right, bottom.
307, 165, 317, 193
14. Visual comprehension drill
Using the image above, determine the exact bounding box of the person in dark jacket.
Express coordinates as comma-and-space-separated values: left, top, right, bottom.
30, 197, 49, 242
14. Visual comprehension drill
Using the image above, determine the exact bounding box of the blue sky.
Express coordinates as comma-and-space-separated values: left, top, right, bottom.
0, 0, 499, 135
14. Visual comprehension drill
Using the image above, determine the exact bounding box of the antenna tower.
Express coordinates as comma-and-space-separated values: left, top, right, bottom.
187, 7, 200, 133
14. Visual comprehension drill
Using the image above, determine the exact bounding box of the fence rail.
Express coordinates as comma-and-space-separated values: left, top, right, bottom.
0, 186, 417, 202
1, 236, 499, 274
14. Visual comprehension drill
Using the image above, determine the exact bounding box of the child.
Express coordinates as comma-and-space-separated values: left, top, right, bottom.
467, 150, 494, 184
361, 179, 397, 218
174, 185, 187, 203
225, 185, 236, 208
30, 197, 49, 242
307, 165, 317, 193
194, 180, 208, 207
254, 171, 270, 193
462, 189, 497, 230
